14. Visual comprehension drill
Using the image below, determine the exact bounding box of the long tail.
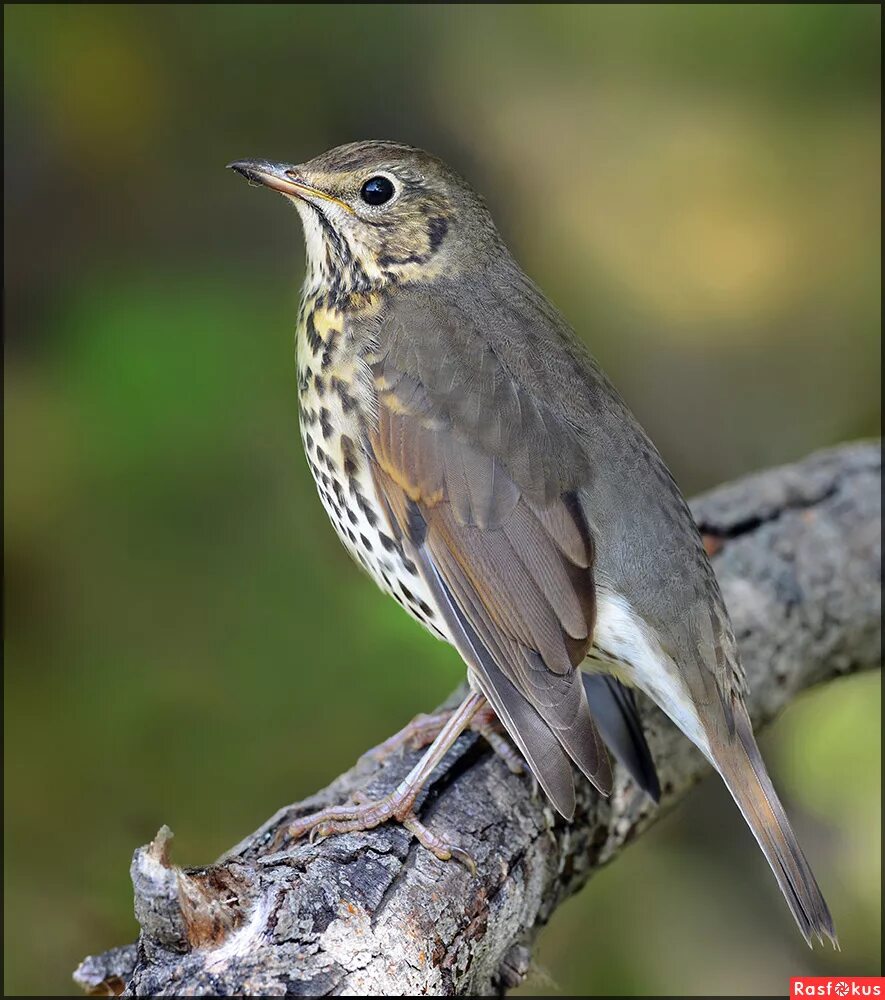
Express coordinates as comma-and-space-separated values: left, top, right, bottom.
711, 706, 838, 947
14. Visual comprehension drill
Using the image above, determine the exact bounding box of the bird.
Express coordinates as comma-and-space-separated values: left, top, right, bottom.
229, 141, 836, 945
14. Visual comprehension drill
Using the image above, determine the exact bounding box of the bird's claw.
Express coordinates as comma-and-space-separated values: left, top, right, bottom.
281, 788, 474, 872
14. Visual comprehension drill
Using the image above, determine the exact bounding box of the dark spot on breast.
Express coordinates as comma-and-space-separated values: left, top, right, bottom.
379, 533, 396, 552
417, 599, 434, 619
313, 373, 325, 396
330, 377, 355, 414
354, 492, 377, 526
319, 407, 333, 440
402, 557, 417, 576
333, 480, 345, 506
305, 313, 322, 353
340, 435, 360, 477
360, 534, 372, 552
321, 341, 335, 370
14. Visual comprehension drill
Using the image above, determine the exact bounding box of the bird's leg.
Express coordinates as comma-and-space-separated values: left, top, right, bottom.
471, 708, 526, 775
283, 692, 487, 868
361, 711, 454, 760
363, 701, 524, 775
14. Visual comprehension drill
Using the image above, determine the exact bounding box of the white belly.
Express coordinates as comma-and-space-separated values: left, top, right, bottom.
591, 588, 711, 759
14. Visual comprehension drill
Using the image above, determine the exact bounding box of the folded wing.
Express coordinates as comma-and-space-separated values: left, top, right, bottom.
365, 299, 617, 815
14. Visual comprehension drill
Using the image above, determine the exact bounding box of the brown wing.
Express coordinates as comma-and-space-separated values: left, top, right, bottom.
365, 304, 612, 816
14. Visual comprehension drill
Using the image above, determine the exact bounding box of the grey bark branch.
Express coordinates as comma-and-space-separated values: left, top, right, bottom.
74, 442, 881, 998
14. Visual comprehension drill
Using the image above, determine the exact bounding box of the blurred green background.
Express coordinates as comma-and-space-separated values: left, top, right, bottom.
3, 4, 880, 996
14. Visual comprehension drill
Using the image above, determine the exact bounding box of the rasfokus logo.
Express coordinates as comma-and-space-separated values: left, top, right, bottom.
791, 979, 885, 997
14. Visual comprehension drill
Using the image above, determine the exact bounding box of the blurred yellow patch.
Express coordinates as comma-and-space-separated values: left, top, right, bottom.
441, 81, 879, 340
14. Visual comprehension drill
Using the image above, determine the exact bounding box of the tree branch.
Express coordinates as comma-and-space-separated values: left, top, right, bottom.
74, 442, 881, 997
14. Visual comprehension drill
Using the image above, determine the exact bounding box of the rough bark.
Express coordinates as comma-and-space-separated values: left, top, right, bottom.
74, 442, 881, 998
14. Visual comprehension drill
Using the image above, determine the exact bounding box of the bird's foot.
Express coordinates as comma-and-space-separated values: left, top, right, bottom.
280, 785, 476, 871
363, 705, 524, 775
274, 692, 488, 870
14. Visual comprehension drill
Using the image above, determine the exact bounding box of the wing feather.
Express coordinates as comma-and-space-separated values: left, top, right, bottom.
368, 366, 613, 801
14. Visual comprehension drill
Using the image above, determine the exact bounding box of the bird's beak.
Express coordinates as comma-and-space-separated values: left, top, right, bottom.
227, 159, 352, 213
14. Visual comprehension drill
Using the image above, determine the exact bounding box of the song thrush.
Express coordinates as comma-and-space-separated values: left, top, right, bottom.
229, 142, 835, 945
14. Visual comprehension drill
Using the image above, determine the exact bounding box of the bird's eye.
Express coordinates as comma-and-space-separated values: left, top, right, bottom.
360, 175, 395, 206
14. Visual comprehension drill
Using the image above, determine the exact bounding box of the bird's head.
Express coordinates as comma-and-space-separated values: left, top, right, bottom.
229, 141, 500, 295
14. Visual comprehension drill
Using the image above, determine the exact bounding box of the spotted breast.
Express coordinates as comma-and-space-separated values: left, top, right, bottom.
295, 291, 449, 642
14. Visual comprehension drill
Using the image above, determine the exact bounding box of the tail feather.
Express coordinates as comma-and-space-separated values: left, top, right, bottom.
713, 707, 838, 947
582, 673, 661, 802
